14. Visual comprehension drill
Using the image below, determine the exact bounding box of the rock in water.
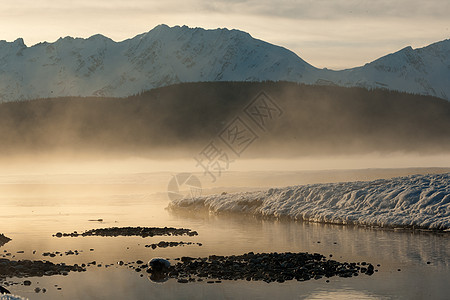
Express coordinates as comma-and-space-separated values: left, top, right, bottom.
147, 258, 171, 283
0, 234, 11, 247
149, 258, 171, 273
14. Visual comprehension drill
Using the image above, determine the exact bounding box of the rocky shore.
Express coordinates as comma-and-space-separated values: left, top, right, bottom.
53, 227, 198, 238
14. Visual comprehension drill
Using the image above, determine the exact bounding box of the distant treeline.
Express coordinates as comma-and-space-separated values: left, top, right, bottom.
0, 81, 449, 157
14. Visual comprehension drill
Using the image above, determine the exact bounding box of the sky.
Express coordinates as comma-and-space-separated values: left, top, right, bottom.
0, 0, 448, 70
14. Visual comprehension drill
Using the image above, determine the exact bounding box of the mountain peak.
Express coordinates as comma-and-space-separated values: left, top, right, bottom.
14, 38, 26, 47
399, 45, 413, 52
87, 34, 111, 41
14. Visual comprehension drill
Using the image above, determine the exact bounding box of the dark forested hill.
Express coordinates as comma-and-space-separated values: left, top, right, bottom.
0, 82, 449, 158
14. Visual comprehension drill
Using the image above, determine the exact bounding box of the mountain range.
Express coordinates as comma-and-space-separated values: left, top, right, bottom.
0, 24, 449, 102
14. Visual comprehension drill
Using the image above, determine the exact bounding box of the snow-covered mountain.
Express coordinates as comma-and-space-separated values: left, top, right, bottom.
0, 24, 449, 102
320, 40, 450, 100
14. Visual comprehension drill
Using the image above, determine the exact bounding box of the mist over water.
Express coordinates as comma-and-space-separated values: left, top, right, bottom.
0, 82, 449, 161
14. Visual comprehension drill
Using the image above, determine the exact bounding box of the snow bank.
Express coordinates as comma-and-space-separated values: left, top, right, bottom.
0, 295, 27, 300
169, 173, 450, 230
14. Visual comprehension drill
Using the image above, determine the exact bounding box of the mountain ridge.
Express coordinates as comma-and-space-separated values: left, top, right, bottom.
0, 25, 448, 102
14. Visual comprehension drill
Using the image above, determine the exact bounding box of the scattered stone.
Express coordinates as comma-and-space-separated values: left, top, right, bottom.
23, 281, 31, 286
53, 227, 198, 238
42, 250, 80, 257
34, 287, 41, 293
145, 241, 203, 249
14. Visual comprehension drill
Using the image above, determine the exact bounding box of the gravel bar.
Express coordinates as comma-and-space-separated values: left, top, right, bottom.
141, 252, 377, 283
53, 227, 198, 238
0, 259, 86, 279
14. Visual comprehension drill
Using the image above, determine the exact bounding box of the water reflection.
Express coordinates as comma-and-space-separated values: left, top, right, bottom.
148, 273, 169, 283
304, 288, 387, 300
168, 208, 450, 268
0, 169, 449, 299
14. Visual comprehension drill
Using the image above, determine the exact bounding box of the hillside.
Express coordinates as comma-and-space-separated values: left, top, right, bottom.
0, 82, 448, 158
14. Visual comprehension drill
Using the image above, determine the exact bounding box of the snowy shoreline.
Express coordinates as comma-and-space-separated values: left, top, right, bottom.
169, 173, 450, 230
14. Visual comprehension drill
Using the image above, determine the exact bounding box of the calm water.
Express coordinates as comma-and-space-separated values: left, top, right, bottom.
1, 169, 449, 299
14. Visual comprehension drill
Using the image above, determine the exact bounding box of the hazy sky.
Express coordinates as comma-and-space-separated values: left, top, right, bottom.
1, 0, 448, 69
